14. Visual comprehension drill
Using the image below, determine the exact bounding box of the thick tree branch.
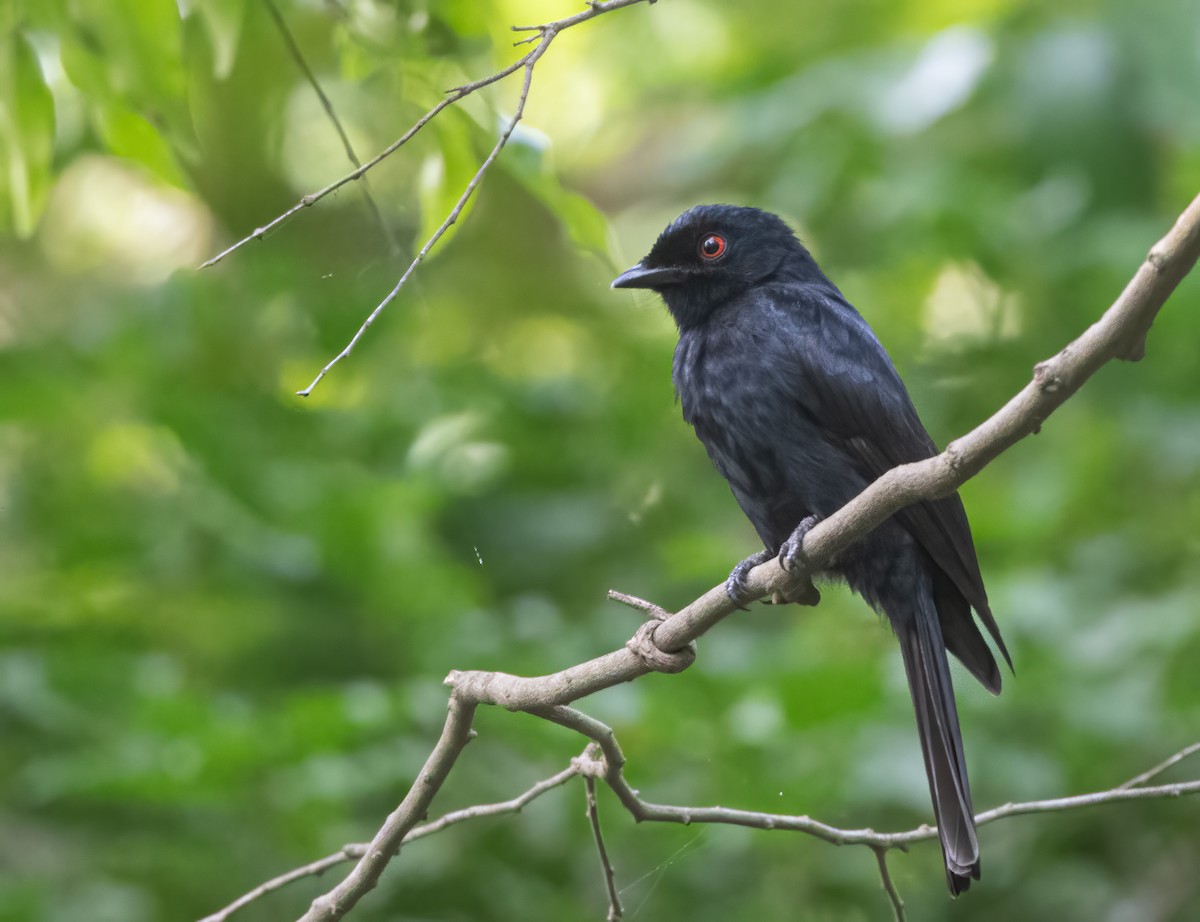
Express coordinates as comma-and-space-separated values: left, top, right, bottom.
207, 195, 1200, 921
299, 696, 478, 921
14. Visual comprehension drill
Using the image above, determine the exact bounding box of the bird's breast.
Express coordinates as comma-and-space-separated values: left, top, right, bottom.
674, 326, 808, 491
674, 324, 799, 427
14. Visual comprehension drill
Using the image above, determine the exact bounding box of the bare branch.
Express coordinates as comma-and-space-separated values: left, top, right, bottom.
203, 1, 651, 270
300, 695, 478, 922
196, 50, 523, 270
211, 717, 1200, 922
200, 0, 653, 395
607, 589, 672, 621
200, 762, 580, 922
291, 1, 657, 395
200, 846, 366, 922
1118, 742, 1200, 790
407, 762, 581, 842
872, 846, 907, 922
294, 54, 541, 396
529, 702, 1200, 922
973, 778, 1200, 827
585, 775, 624, 921
261, 0, 396, 253
525, 707, 1200, 851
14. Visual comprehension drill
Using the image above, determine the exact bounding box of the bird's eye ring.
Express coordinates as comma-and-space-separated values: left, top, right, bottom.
698, 234, 727, 260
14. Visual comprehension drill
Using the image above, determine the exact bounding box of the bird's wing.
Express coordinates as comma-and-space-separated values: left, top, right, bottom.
773, 286, 1010, 670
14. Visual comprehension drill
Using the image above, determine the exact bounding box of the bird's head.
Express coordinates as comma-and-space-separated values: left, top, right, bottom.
611, 204, 822, 330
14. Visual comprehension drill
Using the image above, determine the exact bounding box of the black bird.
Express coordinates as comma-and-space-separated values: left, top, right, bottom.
612, 204, 1010, 895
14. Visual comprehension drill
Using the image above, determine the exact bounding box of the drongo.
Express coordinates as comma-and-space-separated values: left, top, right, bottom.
612, 204, 1010, 895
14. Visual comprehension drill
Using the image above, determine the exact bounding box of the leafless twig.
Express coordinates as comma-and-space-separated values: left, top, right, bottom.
528, 706, 1200, 918
207, 715, 1200, 922
607, 589, 671, 621
199, 762, 581, 922
1118, 742, 1200, 790
872, 846, 907, 922
293, 55, 540, 396
585, 774, 624, 921
199, 0, 654, 397
200, 847, 363, 922
261, 0, 396, 253
539, 707, 1200, 850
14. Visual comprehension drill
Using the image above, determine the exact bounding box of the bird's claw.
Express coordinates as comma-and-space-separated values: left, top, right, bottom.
771, 515, 823, 606
724, 549, 772, 609
777, 515, 821, 572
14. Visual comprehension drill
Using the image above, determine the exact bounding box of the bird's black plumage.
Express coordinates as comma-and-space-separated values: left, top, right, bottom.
613, 204, 1011, 895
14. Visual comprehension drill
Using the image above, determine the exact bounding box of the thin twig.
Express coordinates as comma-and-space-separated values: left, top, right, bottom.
211, 725, 1200, 922
607, 589, 671, 621
293, 1, 656, 395
200, 763, 580, 922
540, 707, 1200, 850
200, 0, 652, 395
871, 846, 907, 922
585, 775, 624, 921
410, 762, 581, 841
534, 706, 1200, 916
1118, 742, 1200, 790
200, 846, 366, 922
613, 759, 1200, 849
261, 0, 397, 253
295, 51, 542, 396
196, 51, 524, 270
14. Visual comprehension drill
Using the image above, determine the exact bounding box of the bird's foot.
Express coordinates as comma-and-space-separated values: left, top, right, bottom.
773, 515, 822, 606
724, 549, 772, 609
778, 515, 821, 572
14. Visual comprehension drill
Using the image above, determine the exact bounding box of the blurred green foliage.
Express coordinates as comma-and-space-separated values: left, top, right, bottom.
2, 0, 1199, 919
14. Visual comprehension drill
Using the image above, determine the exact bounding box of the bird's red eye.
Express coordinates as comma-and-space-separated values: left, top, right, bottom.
699, 234, 726, 260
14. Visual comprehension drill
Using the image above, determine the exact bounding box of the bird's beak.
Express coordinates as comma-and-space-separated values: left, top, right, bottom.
611, 263, 686, 290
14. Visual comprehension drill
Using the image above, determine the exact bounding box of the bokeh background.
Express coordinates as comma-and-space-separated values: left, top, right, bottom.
2, 1, 1199, 919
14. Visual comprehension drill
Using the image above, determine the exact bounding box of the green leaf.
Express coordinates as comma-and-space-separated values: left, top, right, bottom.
502, 125, 612, 258
96, 105, 186, 187
180, 0, 244, 81
0, 28, 55, 236
58, 0, 195, 155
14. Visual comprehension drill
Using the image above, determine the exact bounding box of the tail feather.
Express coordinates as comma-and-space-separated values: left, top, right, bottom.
897, 592, 980, 895
933, 569, 1002, 694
